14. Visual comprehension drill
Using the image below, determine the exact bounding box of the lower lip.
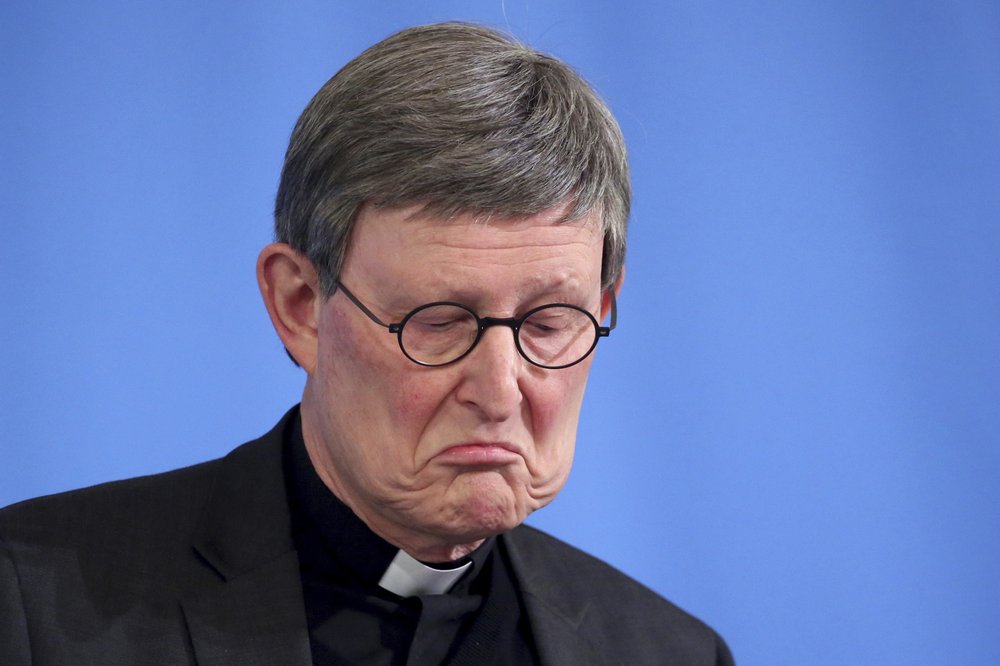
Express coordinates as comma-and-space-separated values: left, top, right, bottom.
436, 444, 521, 466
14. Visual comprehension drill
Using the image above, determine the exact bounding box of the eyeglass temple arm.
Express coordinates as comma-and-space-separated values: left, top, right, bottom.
598, 289, 617, 337
333, 281, 394, 330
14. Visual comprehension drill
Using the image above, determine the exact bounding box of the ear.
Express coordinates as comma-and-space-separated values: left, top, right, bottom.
257, 243, 322, 372
601, 266, 625, 322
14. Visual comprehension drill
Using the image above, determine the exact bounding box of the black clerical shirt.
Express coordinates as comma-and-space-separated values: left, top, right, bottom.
283, 414, 538, 665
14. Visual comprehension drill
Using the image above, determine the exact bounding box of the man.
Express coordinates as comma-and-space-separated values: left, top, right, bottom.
1, 23, 732, 664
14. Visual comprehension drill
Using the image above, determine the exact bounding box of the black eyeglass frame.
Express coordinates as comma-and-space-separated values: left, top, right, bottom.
333, 281, 617, 369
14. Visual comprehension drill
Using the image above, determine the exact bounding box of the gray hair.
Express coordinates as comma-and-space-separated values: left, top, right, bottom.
274, 22, 630, 293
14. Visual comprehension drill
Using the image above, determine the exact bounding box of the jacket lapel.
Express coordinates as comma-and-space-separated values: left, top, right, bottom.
181, 410, 312, 665
182, 550, 311, 664
504, 528, 604, 666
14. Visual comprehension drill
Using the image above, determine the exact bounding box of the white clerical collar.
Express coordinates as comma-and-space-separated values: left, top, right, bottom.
377, 549, 472, 597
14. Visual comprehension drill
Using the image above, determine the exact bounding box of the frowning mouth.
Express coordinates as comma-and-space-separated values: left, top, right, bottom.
434, 442, 522, 466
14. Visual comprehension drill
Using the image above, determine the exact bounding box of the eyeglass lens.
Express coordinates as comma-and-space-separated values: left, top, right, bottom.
399, 304, 598, 368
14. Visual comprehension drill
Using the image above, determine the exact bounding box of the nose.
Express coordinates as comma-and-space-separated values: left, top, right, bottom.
454, 325, 524, 422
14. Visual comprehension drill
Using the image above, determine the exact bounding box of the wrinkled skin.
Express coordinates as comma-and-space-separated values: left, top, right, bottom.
299, 203, 612, 561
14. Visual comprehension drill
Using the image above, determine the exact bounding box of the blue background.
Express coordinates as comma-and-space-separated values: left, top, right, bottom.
2, 2, 998, 663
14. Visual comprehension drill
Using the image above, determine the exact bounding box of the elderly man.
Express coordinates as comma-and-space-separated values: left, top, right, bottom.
1, 23, 732, 665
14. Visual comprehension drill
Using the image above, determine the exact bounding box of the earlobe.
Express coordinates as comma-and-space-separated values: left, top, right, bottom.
256, 243, 321, 372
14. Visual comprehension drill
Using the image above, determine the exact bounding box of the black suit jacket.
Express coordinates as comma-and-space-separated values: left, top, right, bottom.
1, 411, 732, 665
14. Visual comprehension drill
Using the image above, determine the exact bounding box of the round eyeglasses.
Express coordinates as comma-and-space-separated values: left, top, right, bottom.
334, 281, 616, 369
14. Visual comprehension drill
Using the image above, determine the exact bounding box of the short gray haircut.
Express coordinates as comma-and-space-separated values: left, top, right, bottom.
274, 22, 629, 293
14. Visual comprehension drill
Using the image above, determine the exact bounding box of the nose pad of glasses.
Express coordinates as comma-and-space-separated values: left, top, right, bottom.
473, 318, 524, 360
476, 321, 519, 354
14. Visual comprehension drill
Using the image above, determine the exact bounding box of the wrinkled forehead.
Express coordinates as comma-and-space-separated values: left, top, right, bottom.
342, 201, 605, 291
352, 200, 603, 249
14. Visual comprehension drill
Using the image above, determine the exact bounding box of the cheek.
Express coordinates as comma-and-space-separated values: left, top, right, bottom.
389, 384, 434, 435
528, 370, 589, 461
322, 310, 403, 397
319, 313, 410, 437
392, 373, 458, 437
320, 307, 456, 452
531, 366, 588, 430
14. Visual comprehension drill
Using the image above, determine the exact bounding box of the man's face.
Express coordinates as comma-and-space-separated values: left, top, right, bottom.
300, 203, 608, 557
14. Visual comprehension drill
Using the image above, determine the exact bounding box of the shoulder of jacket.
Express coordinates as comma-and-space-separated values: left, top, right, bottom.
0, 408, 295, 533
503, 523, 732, 664
0, 456, 220, 541
504, 523, 670, 604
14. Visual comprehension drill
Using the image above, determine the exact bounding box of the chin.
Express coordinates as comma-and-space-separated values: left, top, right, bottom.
438, 472, 528, 538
